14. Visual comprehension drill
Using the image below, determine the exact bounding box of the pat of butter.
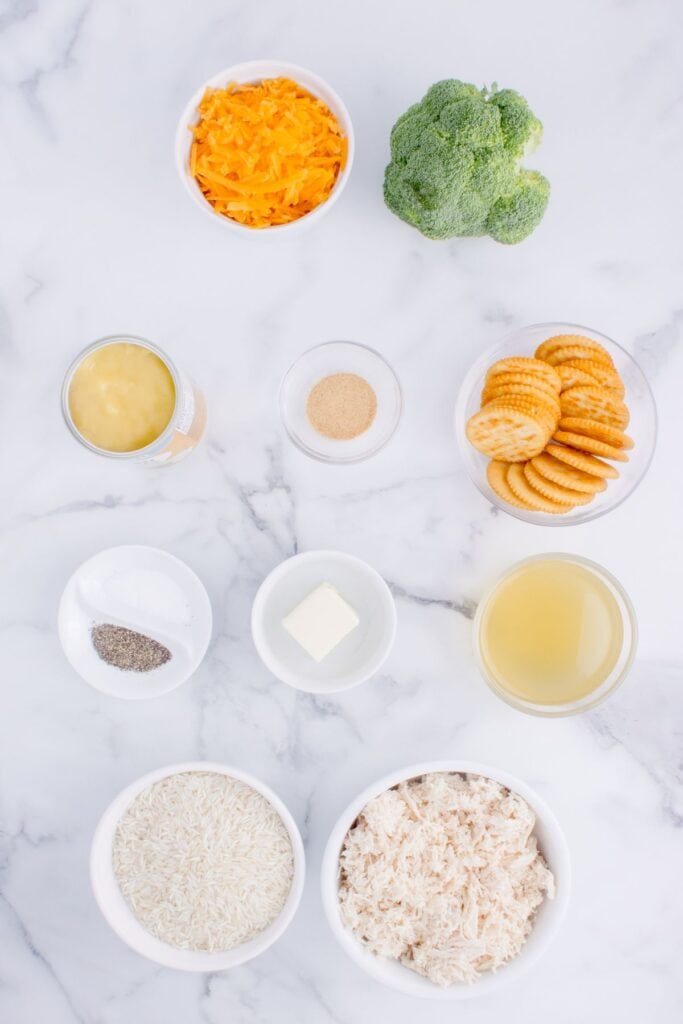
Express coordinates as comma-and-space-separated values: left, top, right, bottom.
282, 582, 359, 662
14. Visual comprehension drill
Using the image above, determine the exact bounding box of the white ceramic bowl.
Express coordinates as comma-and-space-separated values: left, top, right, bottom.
321, 760, 571, 999
251, 550, 396, 693
175, 60, 354, 235
91, 761, 306, 971
58, 545, 212, 699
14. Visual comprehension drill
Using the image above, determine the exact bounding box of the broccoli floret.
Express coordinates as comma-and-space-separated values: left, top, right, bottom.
383, 80, 550, 243
486, 170, 550, 244
390, 104, 433, 162
439, 97, 501, 149
422, 79, 480, 115
489, 89, 543, 158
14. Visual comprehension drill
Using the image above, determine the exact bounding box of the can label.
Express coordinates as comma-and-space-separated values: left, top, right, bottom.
174, 371, 196, 435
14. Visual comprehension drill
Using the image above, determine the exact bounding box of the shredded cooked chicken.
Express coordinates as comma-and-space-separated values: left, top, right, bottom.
338, 772, 555, 986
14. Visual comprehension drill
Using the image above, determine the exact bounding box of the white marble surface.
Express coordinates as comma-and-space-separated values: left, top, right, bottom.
1, 1, 682, 1021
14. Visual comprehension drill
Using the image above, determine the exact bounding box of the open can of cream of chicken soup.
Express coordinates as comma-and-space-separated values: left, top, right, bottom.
61, 335, 207, 465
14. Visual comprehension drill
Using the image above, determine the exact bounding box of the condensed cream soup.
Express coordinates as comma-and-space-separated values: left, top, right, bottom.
68, 342, 176, 453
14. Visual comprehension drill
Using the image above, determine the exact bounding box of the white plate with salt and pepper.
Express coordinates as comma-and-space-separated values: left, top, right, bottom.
58, 545, 212, 699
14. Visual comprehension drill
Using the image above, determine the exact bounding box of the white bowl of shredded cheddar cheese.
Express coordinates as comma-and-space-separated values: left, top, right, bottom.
321, 761, 570, 999
175, 60, 354, 235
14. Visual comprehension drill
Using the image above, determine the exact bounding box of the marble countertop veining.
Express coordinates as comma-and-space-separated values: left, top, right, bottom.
1, 0, 682, 1021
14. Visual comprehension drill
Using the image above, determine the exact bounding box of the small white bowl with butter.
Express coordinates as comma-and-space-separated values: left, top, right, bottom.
251, 551, 396, 693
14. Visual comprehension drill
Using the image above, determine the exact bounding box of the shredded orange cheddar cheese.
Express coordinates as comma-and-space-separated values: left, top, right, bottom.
189, 77, 347, 228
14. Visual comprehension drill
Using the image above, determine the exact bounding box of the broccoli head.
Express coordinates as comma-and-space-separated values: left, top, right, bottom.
383, 80, 550, 244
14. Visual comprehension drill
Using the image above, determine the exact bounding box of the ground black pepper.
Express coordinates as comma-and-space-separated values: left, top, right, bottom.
91, 623, 172, 672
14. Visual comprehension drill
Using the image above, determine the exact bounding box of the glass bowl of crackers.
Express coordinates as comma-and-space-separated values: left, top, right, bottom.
454, 322, 657, 525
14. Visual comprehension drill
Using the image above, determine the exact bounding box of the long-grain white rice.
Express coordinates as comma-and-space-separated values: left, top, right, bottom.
113, 771, 294, 952
338, 772, 555, 986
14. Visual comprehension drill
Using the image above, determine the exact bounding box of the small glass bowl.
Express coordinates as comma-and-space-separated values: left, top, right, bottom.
279, 341, 402, 463
473, 553, 638, 717
454, 322, 657, 525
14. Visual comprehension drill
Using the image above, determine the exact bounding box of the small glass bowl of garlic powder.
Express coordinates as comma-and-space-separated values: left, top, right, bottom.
279, 341, 402, 463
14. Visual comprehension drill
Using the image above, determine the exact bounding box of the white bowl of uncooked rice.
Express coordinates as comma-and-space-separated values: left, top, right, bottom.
321, 761, 570, 999
91, 762, 305, 970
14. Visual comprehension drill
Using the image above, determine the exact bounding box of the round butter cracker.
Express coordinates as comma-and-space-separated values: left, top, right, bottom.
485, 396, 557, 435
486, 460, 534, 509
506, 463, 574, 514
486, 358, 561, 393
545, 443, 620, 479
536, 335, 614, 367
560, 359, 625, 396
531, 452, 608, 493
560, 386, 629, 428
523, 461, 596, 506
553, 430, 630, 462
558, 417, 634, 450
483, 382, 560, 415
557, 363, 602, 392
466, 405, 548, 462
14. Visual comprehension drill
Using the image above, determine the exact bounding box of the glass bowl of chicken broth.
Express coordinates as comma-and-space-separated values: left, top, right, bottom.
473, 553, 637, 716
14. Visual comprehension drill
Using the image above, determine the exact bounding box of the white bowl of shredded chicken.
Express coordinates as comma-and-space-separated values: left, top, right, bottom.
321, 761, 570, 998
91, 762, 305, 970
